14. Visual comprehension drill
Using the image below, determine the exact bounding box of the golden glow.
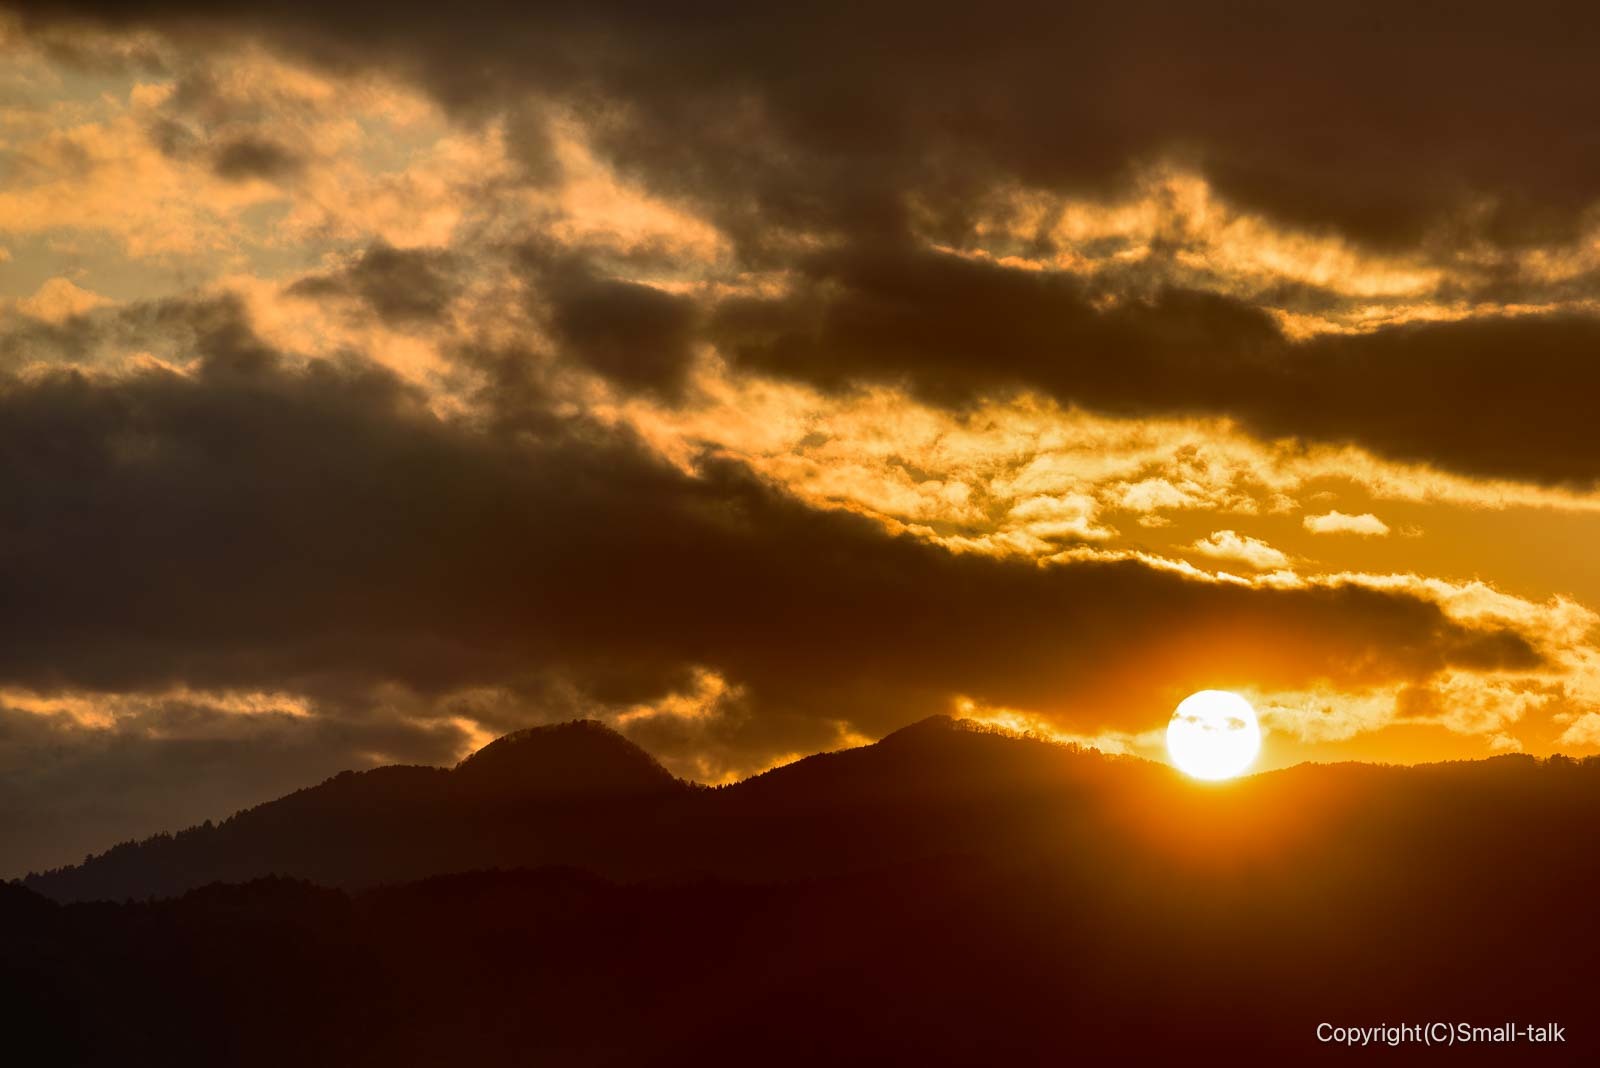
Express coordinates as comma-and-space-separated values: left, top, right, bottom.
1166, 690, 1262, 780
7, 25, 1600, 772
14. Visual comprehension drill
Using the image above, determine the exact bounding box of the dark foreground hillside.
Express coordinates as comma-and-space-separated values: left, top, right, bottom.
6, 718, 1600, 1064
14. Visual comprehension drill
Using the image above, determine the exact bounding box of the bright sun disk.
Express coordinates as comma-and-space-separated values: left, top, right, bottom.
1166, 690, 1261, 781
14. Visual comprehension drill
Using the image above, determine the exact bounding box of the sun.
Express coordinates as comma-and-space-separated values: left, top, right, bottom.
1166, 690, 1261, 781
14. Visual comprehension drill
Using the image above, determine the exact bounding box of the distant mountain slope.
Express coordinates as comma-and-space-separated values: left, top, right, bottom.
25, 716, 1155, 901
23, 715, 1600, 912
23, 719, 693, 902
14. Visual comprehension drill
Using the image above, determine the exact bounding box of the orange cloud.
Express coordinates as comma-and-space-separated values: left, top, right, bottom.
1304, 510, 1391, 536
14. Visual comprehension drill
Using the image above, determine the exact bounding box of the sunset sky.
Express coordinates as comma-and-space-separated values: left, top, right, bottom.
6, 2, 1600, 874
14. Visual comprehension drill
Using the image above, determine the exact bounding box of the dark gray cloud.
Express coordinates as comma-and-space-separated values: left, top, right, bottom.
710, 245, 1600, 486
11, 4, 1600, 484
519, 248, 700, 400
1, 293, 263, 371
710, 244, 1278, 405
0, 300, 1540, 722
549, 275, 696, 399
137, 67, 313, 178
287, 243, 459, 325
210, 135, 301, 181
12, 1, 1600, 254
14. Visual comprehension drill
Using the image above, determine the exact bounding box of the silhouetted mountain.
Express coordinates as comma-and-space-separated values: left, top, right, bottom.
25, 716, 1600, 907
25, 716, 1114, 900
9, 720, 1600, 1064
454, 719, 683, 797
24, 718, 691, 902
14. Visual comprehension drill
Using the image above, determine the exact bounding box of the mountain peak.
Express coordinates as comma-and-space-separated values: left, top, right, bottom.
453, 720, 680, 798
877, 714, 1002, 746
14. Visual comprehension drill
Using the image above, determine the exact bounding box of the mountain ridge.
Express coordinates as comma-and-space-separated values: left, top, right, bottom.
7, 720, 1600, 1064
18, 715, 1127, 899
19, 714, 1600, 905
